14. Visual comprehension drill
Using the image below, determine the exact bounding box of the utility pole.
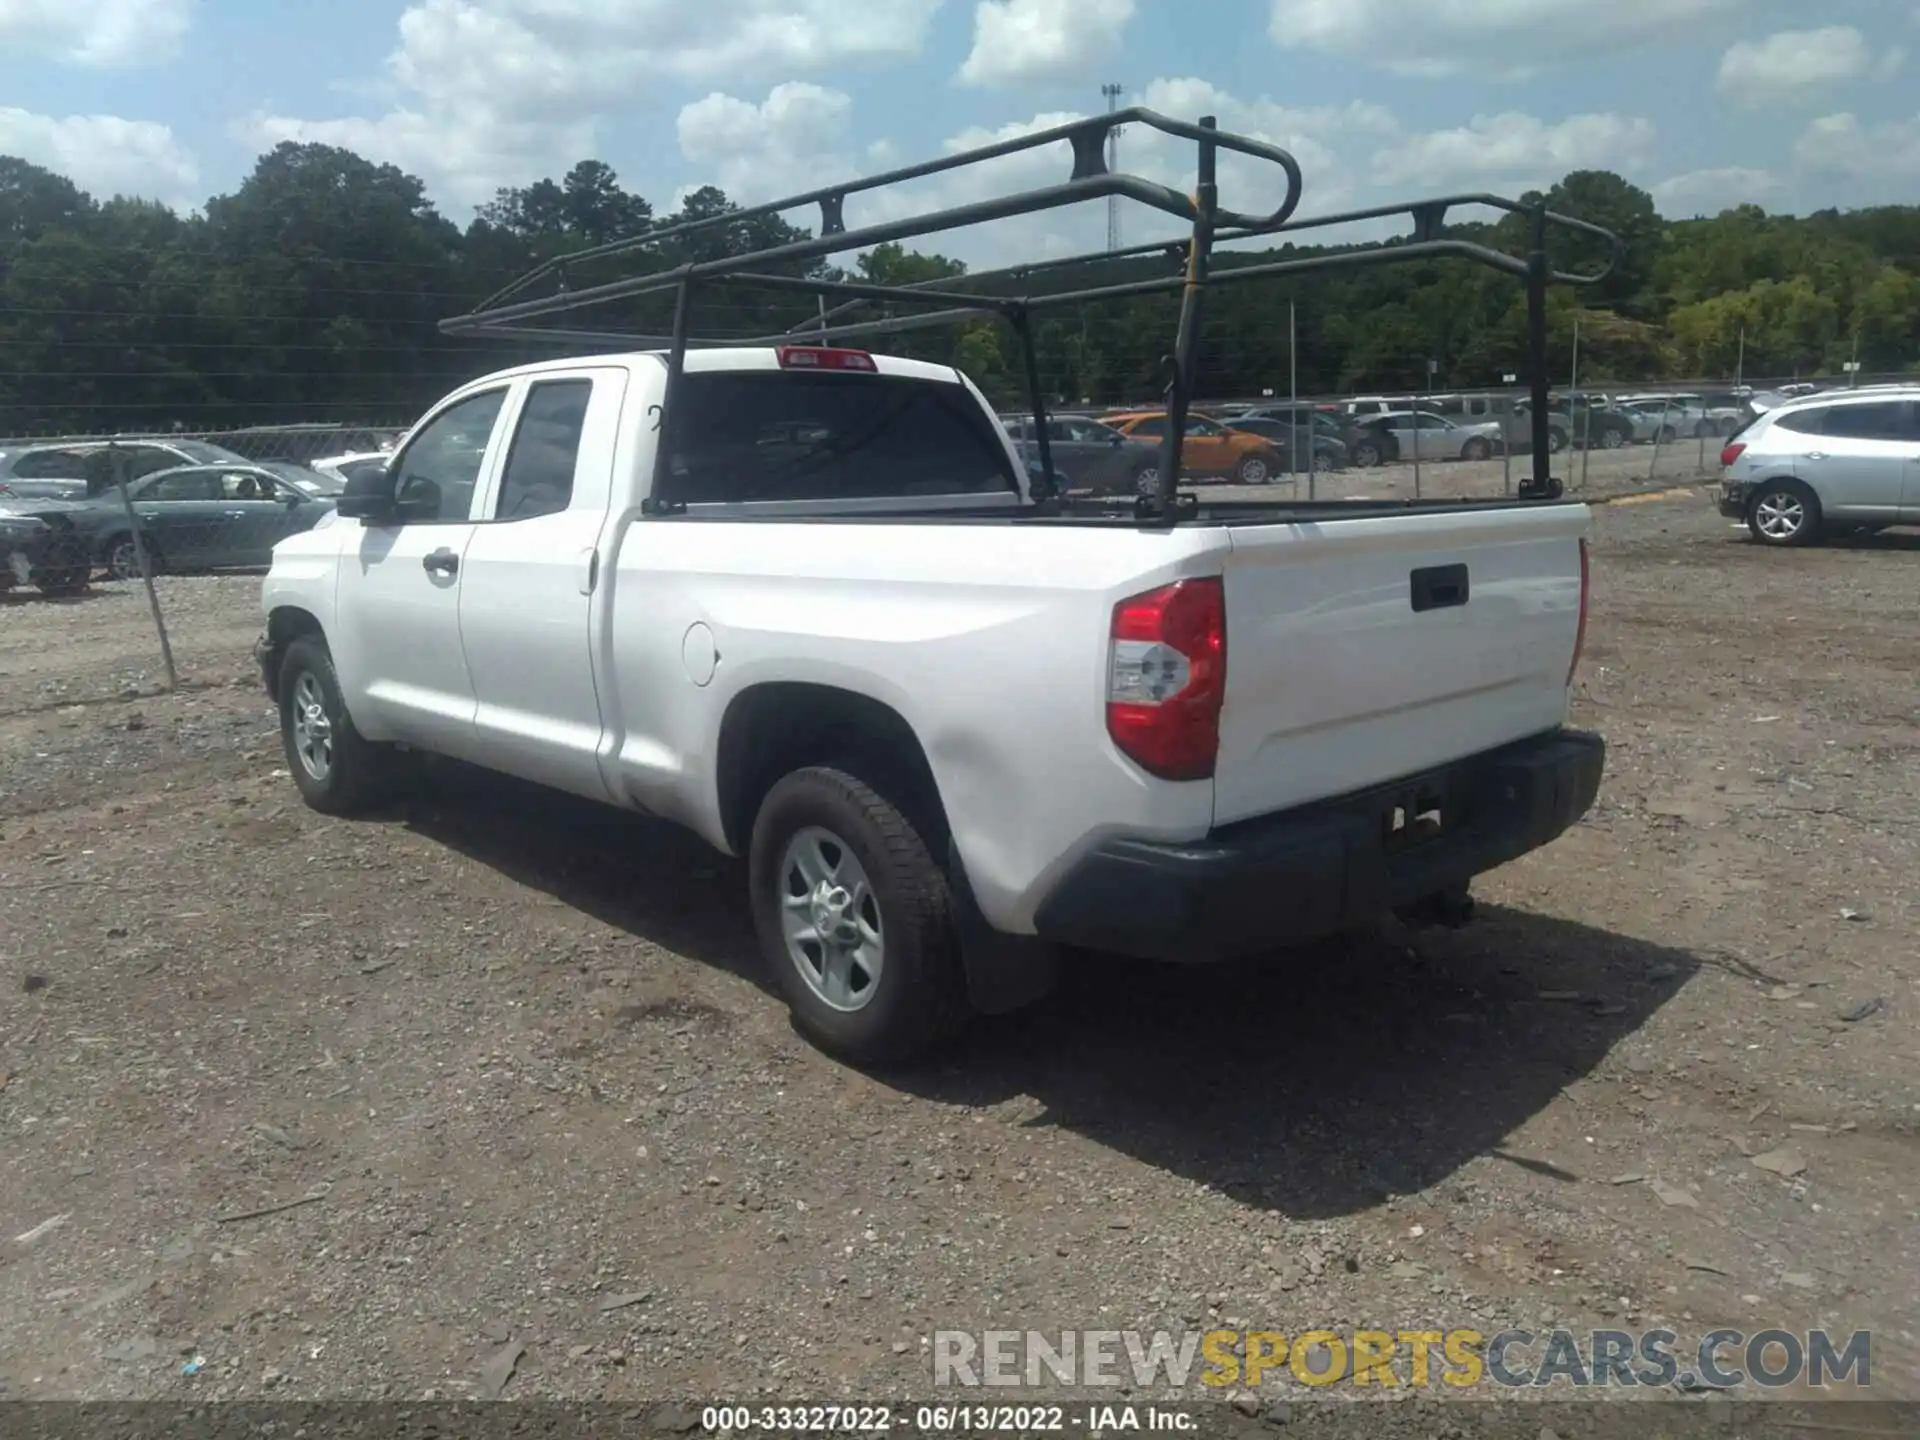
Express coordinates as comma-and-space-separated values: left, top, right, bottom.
1102, 83, 1124, 252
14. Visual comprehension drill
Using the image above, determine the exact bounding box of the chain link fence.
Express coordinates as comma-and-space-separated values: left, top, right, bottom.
0, 422, 409, 703
0, 316, 1834, 702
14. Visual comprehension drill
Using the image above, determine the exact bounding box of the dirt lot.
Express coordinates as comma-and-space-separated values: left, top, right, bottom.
1, 491, 1915, 1416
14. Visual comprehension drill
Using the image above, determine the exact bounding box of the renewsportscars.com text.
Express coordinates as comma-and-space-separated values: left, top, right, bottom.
932, 1327, 1872, 1390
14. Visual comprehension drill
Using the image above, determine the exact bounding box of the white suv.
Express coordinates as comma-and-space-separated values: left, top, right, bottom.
1718, 387, 1920, 546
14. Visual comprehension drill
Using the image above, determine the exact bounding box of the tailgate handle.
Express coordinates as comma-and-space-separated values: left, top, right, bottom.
1410, 563, 1469, 612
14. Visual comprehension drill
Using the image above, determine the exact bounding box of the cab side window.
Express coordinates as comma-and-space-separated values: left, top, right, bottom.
390, 389, 507, 522
494, 379, 591, 520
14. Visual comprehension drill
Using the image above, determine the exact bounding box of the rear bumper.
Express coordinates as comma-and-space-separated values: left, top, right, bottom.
1032, 728, 1605, 962
1717, 481, 1753, 519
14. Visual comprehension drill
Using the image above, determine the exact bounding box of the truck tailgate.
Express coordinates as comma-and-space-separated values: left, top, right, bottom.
1213, 503, 1588, 827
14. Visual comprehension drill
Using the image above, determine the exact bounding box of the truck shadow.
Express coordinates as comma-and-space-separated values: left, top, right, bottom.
906, 915, 1699, 1218
398, 761, 1698, 1221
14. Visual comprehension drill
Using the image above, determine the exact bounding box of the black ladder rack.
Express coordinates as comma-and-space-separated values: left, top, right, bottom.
439, 107, 1622, 524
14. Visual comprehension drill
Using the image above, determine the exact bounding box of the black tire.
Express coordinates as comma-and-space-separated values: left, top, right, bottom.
1600, 425, 1627, 450
1746, 478, 1823, 548
277, 635, 399, 815
34, 536, 91, 596
1352, 439, 1384, 468
1545, 428, 1568, 455
105, 534, 155, 582
1235, 450, 1279, 485
1692, 420, 1712, 440
748, 764, 968, 1067
1462, 437, 1492, 462
1658, 425, 1678, 445
1130, 462, 1160, 497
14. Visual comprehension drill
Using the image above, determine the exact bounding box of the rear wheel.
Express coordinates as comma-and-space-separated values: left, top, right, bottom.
1747, 479, 1822, 548
1352, 438, 1384, 468
1546, 428, 1568, 455
1693, 419, 1713, 439
1462, 437, 1492, 462
1600, 425, 1626, 450
749, 764, 969, 1067
1130, 462, 1159, 497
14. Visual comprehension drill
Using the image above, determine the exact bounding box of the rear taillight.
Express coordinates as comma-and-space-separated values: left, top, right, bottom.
1107, 578, 1225, 781
1719, 441, 1746, 467
775, 345, 876, 372
1569, 537, 1589, 687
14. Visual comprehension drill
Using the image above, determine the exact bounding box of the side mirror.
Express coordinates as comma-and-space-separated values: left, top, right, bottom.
1111, 433, 1124, 446
334, 465, 395, 522
282, 491, 304, 508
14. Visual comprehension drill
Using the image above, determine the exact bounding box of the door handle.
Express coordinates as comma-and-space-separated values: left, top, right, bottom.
422, 548, 459, 576
1805, 452, 1827, 460
223, 510, 247, 518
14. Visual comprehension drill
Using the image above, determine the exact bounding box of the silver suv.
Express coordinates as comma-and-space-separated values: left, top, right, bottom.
1718, 387, 1920, 546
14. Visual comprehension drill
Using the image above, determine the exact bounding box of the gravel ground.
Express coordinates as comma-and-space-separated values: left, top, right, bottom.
1, 491, 1915, 1423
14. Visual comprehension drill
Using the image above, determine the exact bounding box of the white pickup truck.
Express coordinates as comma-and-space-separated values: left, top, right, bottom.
256, 342, 1604, 1063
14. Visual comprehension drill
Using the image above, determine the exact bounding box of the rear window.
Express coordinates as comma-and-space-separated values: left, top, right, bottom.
667, 372, 1017, 504
1772, 407, 1826, 435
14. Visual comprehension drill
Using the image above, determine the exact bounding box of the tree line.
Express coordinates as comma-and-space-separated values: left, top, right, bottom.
1, 143, 1916, 436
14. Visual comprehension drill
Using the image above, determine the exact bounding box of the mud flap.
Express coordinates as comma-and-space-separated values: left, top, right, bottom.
947, 838, 1061, 1016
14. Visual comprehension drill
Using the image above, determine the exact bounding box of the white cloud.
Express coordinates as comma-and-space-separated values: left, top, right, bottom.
1370, 112, 1657, 192
1267, 0, 1741, 76
1652, 166, 1784, 217
957, 0, 1134, 86
1715, 27, 1896, 104
241, 0, 942, 212
0, 0, 190, 66
676, 83, 856, 204
0, 107, 198, 203
1792, 112, 1920, 182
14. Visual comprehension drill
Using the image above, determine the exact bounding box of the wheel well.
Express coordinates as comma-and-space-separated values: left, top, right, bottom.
262, 607, 325, 693
715, 683, 945, 856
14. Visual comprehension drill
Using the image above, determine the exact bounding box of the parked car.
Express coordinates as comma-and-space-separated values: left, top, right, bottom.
1001, 416, 1160, 497
1546, 394, 1637, 451
255, 344, 1601, 1065
1617, 393, 1742, 440
1219, 416, 1349, 472
5, 461, 340, 579
1224, 404, 1368, 463
0, 506, 90, 595
1099, 410, 1285, 485
0, 438, 254, 494
311, 451, 392, 489
1353, 411, 1504, 464
1717, 386, 1920, 546
1433, 393, 1571, 456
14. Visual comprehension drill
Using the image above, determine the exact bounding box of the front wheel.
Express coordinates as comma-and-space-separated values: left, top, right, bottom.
1235, 451, 1277, 485
1462, 437, 1492, 462
278, 635, 401, 815
1600, 425, 1627, 450
1130, 463, 1160, 497
1352, 439, 1384, 468
749, 765, 969, 1067
1747, 479, 1822, 548
35, 536, 91, 596
1546, 428, 1568, 455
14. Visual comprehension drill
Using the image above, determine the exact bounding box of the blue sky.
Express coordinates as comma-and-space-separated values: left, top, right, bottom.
2, 0, 1916, 262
